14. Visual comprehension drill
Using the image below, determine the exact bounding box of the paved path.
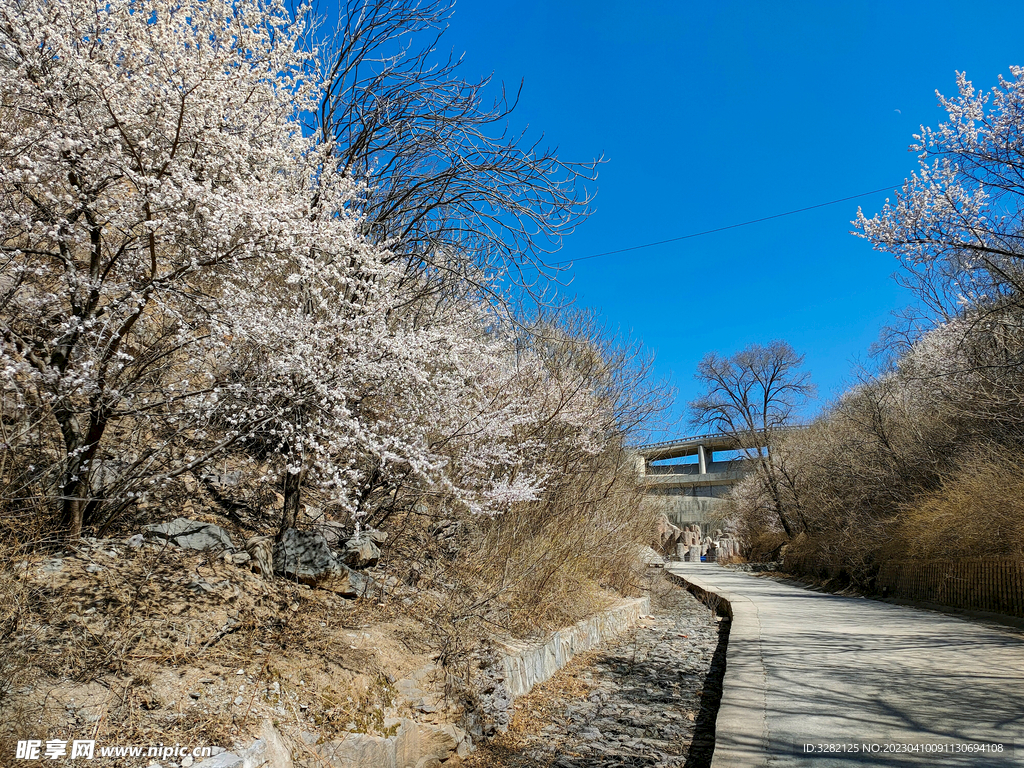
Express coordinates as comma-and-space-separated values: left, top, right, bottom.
669, 563, 1024, 767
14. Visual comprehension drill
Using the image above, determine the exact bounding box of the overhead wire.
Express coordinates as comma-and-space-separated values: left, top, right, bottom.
553, 184, 900, 266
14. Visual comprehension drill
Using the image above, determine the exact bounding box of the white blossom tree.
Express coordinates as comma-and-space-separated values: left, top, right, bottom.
856, 66, 1024, 318
856, 65, 1024, 439
0, 0, 644, 545
0, 0, 376, 536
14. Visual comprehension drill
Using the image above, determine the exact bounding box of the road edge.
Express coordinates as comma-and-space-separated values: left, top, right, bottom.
667, 565, 769, 768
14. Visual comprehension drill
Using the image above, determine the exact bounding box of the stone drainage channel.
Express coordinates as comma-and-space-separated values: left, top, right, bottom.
465, 574, 730, 768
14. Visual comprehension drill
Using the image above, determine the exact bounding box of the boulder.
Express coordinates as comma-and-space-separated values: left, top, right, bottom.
363, 527, 388, 544
303, 504, 325, 523
635, 544, 665, 568
273, 529, 371, 597
193, 753, 243, 768
341, 536, 380, 569
314, 521, 387, 549
654, 513, 682, 552
246, 535, 274, 579
318, 719, 471, 768
318, 732, 393, 768
143, 517, 235, 552
201, 470, 244, 491
312, 520, 348, 548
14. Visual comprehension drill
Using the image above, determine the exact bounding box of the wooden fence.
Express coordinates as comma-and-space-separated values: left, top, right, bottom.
875, 558, 1024, 618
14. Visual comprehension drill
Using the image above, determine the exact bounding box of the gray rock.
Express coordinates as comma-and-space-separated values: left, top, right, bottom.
144, 517, 235, 552
188, 579, 225, 595
239, 739, 266, 768
316, 720, 468, 768
251, 720, 295, 768
274, 529, 371, 597
341, 536, 380, 569
416, 723, 465, 761
202, 471, 243, 490
318, 732, 392, 767
312, 521, 348, 548
363, 527, 388, 544
193, 753, 243, 768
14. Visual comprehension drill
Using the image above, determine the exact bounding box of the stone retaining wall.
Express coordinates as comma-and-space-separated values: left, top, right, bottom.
209, 597, 653, 768
496, 596, 651, 698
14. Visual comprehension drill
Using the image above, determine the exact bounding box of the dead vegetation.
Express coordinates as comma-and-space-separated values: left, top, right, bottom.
727, 307, 1024, 587
0, 426, 656, 758
0, 530, 440, 761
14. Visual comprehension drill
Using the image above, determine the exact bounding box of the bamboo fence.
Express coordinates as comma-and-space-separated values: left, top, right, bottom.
874, 558, 1024, 617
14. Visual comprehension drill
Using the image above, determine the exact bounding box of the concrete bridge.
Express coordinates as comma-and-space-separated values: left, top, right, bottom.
635, 429, 798, 529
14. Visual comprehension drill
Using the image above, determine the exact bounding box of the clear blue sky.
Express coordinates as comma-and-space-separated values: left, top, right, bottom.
336, 1, 1024, 437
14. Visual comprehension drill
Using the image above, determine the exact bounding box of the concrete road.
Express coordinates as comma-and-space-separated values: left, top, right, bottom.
668, 563, 1024, 767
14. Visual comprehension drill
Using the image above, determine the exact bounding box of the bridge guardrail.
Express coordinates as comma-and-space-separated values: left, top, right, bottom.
634, 425, 806, 453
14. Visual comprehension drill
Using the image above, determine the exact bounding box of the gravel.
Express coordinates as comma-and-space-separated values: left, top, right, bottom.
466, 574, 727, 768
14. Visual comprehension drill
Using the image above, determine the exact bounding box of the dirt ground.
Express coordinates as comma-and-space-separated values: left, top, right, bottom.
0, 534, 440, 764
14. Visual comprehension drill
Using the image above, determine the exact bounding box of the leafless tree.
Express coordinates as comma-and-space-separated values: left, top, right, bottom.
688, 341, 814, 537
313, 0, 600, 299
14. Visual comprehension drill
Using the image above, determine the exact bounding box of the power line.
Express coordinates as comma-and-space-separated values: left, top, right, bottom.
554, 184, 899, 266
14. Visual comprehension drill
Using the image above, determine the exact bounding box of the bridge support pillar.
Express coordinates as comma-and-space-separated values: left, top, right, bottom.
634, 454, 646, 477
697, 444, 710, 475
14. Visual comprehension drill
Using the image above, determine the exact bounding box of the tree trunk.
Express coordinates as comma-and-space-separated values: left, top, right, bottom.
59, 479, 84, 539
56, 410, 85, 539
278, 467, 305, 541
759, 455, 794, 538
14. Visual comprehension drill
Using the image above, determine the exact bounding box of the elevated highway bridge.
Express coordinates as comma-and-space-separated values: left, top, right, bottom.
635, 427, 801, 529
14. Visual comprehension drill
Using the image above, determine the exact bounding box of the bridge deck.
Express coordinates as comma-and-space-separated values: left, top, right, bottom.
635, 427, 801, 462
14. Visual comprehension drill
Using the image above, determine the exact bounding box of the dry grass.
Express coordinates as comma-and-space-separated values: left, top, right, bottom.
458, 448, 654, 637
745, 531, 789, 562
894, 446, 1024, 560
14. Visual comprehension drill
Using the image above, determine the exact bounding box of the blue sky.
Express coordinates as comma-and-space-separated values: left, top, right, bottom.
335, 1, 1024, 437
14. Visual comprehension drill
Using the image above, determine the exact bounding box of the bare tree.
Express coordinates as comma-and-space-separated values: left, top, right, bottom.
688, 341, 814, 537
314, 0, 600, 296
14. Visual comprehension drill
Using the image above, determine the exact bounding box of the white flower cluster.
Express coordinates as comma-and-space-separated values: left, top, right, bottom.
0, 0, 616, 532
855, 67, 1024, 316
